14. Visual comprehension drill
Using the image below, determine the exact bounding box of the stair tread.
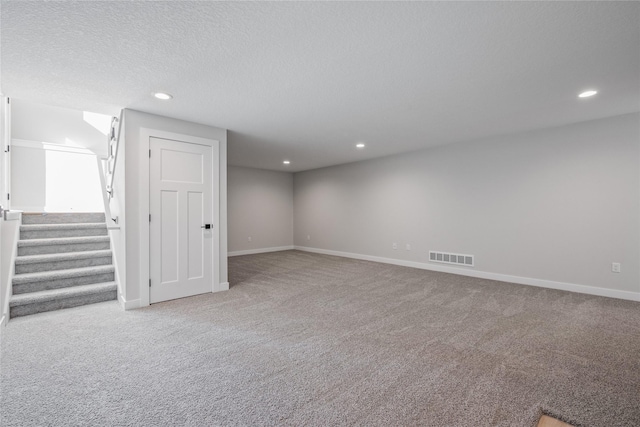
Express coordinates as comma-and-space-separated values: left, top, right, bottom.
10, 282, 117, 307
21, 212, 106, 225
12, 265, 115, 283
15, 250, 112, 264
23, 212, 104, 215
18, 235, 110, 247
20, 223, 106, 231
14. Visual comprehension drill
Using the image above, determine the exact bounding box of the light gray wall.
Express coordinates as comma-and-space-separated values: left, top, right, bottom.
228, 166, 293, 253
122, 109, 228, 304
294, 113, 640, 294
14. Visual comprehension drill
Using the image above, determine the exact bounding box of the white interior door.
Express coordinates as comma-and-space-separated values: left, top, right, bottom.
149, 137, 214, 304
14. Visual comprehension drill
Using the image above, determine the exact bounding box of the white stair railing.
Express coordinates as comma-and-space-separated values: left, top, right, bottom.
105, 111, 122, 199
104, 110, 123, 224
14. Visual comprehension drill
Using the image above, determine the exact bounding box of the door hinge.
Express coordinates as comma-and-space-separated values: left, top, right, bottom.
4, 145, 9, 153
6, 193, 9, 201
149, 214, 151, 222
149, 149, 151, 158
149, 279, 151, 287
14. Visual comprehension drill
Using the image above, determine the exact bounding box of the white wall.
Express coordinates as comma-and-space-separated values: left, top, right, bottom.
10, 99, 109, 212
0, 218, 20, 326
10, 146, 45, 211
109, 115, 127, 308
294, 113, 640, 299
121, 109, 228, 306
11, 99, 112, 156
1, 97, 10, 212
11, 145, 103, 212
228, 166, 293, 255
0, 95, 10, 330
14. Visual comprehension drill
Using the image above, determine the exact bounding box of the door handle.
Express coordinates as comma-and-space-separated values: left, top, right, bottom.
201, 224, 212, 229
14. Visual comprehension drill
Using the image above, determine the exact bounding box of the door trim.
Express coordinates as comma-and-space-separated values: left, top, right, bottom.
139, 128, 222, 307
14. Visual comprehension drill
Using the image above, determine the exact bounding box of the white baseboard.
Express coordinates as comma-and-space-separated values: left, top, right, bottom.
294, 246, 640, 302
228, 246, 295, 257
118, 293, 141, 310
119, 285, 229, 308
9, 206, 46, 213
12, 138, 99, 155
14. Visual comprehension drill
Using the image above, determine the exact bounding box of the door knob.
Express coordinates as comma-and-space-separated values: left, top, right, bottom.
201, 224, 212, 229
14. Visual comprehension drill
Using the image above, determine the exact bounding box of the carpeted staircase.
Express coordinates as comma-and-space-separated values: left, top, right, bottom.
9, 212, 117, 318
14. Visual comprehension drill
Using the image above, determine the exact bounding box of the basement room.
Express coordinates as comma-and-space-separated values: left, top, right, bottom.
0, 2, 639, 426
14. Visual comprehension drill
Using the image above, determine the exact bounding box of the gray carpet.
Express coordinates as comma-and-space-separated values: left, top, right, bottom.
1, 250, 639, 426
10, 212, 116, 317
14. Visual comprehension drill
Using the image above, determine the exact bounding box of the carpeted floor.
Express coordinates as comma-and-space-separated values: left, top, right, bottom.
1, 250, 639, 426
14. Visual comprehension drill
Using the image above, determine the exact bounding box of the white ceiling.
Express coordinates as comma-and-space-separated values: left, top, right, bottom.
1, 1, 639, 172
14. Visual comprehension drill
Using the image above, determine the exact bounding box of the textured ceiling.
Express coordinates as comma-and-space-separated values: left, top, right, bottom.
1, 1, 639, 172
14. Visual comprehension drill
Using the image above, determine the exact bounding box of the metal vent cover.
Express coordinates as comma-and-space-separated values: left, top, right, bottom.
429, 251, 474, 267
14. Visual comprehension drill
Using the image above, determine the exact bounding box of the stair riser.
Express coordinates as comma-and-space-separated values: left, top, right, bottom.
18, 241, 111, 256
12, 272, 115, 295
10, 289, 117, 318
15, 256, 113, 274
21, 213, 106, 225
20, 228, 108, 240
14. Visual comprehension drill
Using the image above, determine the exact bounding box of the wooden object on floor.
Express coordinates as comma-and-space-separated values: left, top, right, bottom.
537, 414, 574, 427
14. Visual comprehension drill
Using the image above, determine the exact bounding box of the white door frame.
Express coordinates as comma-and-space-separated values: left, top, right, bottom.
138, 128, 222, 307
0, 95, 9, 328
2, 96, 10, 212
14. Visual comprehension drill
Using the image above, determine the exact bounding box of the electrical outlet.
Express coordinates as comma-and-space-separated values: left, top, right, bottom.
405, 244, 411, 251
392, 243, 398, 250
307, 235, 311, 241
247, 236, 252, 242
612, 262, 621, 273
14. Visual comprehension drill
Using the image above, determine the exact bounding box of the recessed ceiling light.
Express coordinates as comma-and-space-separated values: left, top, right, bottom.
283, 160, 291, 165
578, 90, 597, 98
356, 143, 365, 149
154, 92, 173, 100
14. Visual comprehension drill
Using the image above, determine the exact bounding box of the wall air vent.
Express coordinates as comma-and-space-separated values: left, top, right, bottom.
429, 251, 474, 267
